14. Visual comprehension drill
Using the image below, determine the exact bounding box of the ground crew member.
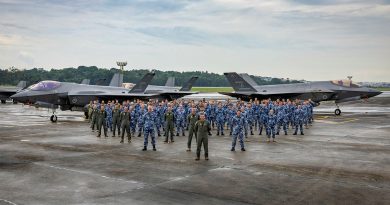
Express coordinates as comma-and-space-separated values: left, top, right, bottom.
231, 110, 246, 151
194, 113, 211, 161
97, 106, 108, 138
87, 101, 93, 122
164, 107, 175, 143
142, 106, 157, 151
187, 108, 199, 151
120, 107, 131, 143
215, 103, 225, 136
293, 105, 305, 135
267, 109, 277, 142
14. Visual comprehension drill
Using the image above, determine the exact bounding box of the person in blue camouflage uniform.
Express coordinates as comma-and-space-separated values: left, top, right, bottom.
215, 103, 225, 136
154, 104, 162, 137
267, 109, 277, 142
276, 102, 288, 135
175, 105, 186, 136
231, 110, 246, 151
308, 99, 314, 124
302, 101, 310, 129
137, 103, 146, 137
227, 104, 236, 135
253, 100, 260, 131
142, 105, 157, 151
130, 105, 137, 135
293, 105, 305, 135
246, 103, 254, 136
105, 102, 113, 132
239, 106, 248, 137
208, 101, 216, 129
259, 101, 269, 135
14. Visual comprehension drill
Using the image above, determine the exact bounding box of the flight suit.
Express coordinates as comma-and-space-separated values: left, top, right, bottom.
187, 113, 199, 150
87, 104, 93, 122
112, 108, 121, 137
90, 108, 99, 131
194, 120, 211, 159
120, 111, 131, 142
164, 111, 175, 142
97, 110, 108, 137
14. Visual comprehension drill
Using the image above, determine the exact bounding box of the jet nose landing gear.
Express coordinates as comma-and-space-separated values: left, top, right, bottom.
50, 114, 57, 122
334, 104, 341, 116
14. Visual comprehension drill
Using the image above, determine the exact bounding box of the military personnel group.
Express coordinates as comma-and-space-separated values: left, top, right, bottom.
88, 98, 315, 160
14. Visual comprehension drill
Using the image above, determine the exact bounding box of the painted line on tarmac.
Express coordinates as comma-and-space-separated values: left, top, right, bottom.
33, 162, 142, 185
0, 199, 18, 205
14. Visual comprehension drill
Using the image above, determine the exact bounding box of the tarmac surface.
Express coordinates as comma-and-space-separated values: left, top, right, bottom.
0, 96, 389, 205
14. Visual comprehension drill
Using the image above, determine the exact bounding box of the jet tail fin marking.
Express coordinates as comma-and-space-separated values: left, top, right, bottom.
109, 73, 123, 87
239, 73, 258, 87
165, 77, 175, 87
224, 72, 257, 92
16, 81, 27, 89
180, 76, 198, 91
129, 72, 155, 93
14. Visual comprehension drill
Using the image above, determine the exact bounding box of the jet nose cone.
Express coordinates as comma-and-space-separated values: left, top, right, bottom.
369, 89, 382, 97
10, 92, 27, 103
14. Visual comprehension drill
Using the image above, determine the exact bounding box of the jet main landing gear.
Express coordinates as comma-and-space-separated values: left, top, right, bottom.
334, 104, 341, 116
50, 110, 57, 122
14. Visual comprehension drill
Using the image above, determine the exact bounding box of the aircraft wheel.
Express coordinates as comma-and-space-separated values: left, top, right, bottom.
1, 100, 6, 104
335, 109, 341, 116
50, 115, 58, 123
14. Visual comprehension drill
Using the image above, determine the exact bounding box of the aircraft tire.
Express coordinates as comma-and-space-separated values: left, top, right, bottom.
335, 109, 341, 116
50, 115, 58, 123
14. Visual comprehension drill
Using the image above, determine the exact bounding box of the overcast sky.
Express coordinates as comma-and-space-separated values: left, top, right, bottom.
0, 0, 389, 82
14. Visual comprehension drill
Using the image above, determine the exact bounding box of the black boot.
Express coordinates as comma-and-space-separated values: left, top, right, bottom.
217, 132, 219, 136
182, 132, 185, 137
231, 147, 235, 151
142, 146, 147, 151
153, 145, 156, 151
137, 133, 141, 137
301, 132, 304, 135
293, 132, 297, 135
205, 154, 209, 160
241, 148, 246, 151
221, 132, 225, 136
176, 133, 179, 136
251, 131, 254, 135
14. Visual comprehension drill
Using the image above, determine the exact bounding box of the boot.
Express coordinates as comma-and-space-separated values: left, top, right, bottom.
285, 132, 288, 135
97, 134, 101, 138
205, 154, 209, 160
142, 146, 147, 151
182, 132, 185, 137
153, 145, 156, 151
137, 133, 141, 137
229, 132, 232, 136
251, 131, 254, 135
231, 147, 235, 151
217, 132, 219, 136
241, 148, 246, 151
112, 135, 115, 137
128, 137, 131, 143
120, 139, 124, 143
176, 133, 179, 136
293, 132, 297, 135
221, 132, 225, 136
301, 132, 304, 135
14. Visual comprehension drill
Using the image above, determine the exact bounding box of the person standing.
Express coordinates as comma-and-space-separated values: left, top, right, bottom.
142, 106, 157, 151
187, 108, 199, 151
164, 106, 175, 143
194, 113, 211, 161
231, 110, 246, 151
120, 107, 131, 143
96, 106, 108, 138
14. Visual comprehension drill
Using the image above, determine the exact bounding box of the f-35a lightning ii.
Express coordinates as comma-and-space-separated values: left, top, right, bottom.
221, 72, 382, 115
11, 73, 198, 122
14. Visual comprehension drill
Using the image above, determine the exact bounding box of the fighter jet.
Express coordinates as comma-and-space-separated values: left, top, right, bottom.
11, 73, 156, 122
0, 81, 27, 103
221, 72, 382, 115
143, 76, 199, 100
11, 73, 198, 122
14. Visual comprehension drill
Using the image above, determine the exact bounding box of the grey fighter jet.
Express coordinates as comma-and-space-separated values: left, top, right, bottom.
0, 81, 27, 103
11, 73, 198, 122
221, 72, 382, 115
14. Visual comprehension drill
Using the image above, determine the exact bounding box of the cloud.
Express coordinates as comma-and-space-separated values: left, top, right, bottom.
0, 0, 389, 81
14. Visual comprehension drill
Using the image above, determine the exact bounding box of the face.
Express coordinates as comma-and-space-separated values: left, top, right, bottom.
200, 114, 205, 121
237, 110, 241, 117
148, 106, 153, 112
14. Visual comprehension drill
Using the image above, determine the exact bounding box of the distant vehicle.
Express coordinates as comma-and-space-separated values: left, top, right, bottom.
0, 81, 27, 104
221, 72, 382, 115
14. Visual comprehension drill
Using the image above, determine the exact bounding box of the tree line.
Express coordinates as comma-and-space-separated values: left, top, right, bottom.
0, 66, 302, 87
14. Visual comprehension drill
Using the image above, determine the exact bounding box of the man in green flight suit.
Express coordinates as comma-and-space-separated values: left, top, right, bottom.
164, 106, 175, 143
120, 106, 131, 143
194, 112, 211, 161
187, 108, 199, 152
112, 104, 121, 137
97, 106, 108, 138
90, 104, 99, 132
